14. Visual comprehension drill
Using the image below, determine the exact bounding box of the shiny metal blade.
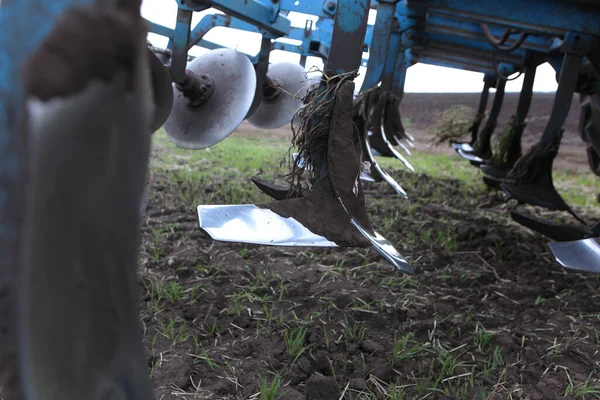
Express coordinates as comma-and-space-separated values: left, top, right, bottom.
198, 204, 338, 247
350, 218, 414, 274
457, 148, 485, 163
548, 237, 600, 273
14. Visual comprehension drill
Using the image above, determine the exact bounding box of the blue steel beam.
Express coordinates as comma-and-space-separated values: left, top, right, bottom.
416, 32, 529, 63
360, 0, 397, 92
280, 0, 337, 17
425, 14, 555, 54
408, 0, 600, 37
177, 0, 291, 36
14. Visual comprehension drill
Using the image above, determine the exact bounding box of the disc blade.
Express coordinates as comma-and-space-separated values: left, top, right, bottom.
247, 63, 320, 129
164, 48, 256, 149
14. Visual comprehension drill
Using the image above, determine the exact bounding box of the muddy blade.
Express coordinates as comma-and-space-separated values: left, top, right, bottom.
197, 204, 338, 247
548, 238, 600, 273
510, 210, 591, 242
250, 177, 298, 201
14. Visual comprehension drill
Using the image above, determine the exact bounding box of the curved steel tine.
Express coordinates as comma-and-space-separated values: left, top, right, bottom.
363, 133, 408, 198
403, 138, 415, 148
350, 217, 414, 274
394, 136, 411, 156
404, 131, 415, 142
380, 114, 415, 172
457, 148, 485, 163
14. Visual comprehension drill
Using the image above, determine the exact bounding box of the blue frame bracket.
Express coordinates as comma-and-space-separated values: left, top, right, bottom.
180, 0, 291, 36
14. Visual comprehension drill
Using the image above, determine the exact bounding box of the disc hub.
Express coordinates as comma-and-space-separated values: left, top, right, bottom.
176, 69, 216, 107
263, 76, 282, 101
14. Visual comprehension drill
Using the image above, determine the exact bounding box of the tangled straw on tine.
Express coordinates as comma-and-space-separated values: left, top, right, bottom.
283, 68, 359, 195
487, 116, 526, 166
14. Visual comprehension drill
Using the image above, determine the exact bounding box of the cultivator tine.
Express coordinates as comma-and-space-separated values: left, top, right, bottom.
481, 59, 539, 181
500, 52, 586, 224
548, 238, 600, 273
362, 129, 409, 198
403, 137, 416, 148
380, 116, 415, 171
458, 77, 506, 164
456, 148, 485, 163
354, 89, 409, 197
451, 75, 493, 152
356, 88, 415, 171
396, 139, 412, 156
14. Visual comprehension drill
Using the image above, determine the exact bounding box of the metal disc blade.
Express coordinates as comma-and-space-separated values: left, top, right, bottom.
247, 63, 320, 129
164, 49, 256, 149
198, 204, 338, 247
548, 238, 600, 273
148, 48, 173, 133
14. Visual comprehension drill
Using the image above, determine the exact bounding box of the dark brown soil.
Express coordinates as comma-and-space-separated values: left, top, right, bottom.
139, 158, 600, 399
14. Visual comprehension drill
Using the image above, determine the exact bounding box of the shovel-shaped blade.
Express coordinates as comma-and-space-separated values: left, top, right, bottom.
548, 238, 600, 273
457, 148, 485, 163
198, 204, 338, 247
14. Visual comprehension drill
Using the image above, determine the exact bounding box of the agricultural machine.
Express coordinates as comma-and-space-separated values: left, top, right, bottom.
0, 0, 599, 398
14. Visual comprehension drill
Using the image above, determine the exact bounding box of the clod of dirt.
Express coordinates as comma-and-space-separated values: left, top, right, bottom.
298, 356, 313, 375
349, 378, 366, 391
359, 340, 383, 354
305, 375, 341, 400
369, 361, 395, 383
482, 232, 503, 246
281, 386, 305, 400
314, 351, 333, 375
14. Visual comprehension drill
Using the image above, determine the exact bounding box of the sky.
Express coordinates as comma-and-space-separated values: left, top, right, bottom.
141, 0, 559, 93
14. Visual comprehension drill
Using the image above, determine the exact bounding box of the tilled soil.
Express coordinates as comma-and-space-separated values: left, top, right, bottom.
139, 164, 600, 400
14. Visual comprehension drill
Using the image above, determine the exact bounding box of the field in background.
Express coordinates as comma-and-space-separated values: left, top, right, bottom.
139, 93, 600, 400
